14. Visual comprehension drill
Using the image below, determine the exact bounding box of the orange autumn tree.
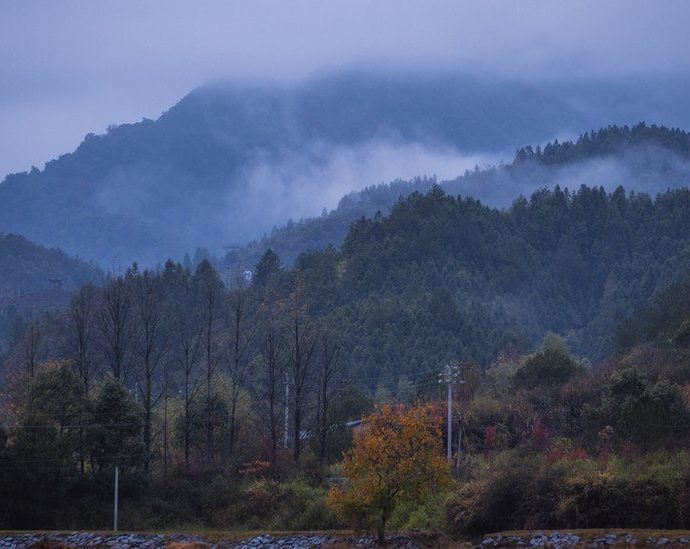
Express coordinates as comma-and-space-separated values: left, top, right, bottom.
327, 402, 450, 540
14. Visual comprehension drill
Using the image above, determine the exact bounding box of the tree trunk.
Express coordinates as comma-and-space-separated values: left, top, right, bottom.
205, 292, 214, 467
143, 357, 152, 472
377, 515, 387, 543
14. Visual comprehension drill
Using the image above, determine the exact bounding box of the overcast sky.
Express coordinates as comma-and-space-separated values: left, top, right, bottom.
2, 0, 690, 177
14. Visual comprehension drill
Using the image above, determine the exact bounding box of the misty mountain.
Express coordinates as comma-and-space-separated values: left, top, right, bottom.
232, 123, 690, 269
3, 71, 690, 266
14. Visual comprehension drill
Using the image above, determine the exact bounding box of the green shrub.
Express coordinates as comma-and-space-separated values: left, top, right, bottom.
389, 492, 447, 531
446, 449, 690, 534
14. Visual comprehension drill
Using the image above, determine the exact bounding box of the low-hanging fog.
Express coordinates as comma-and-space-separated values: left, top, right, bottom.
229, 142, 496, 237
445, 143, 690, 208
3, 0, 690, 177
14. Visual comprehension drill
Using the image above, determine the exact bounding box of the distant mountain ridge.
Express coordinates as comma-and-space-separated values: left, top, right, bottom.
3, 70, 690, 266
514, 123, 690, 164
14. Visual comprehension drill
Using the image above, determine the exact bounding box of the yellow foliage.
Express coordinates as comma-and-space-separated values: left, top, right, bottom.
327, 402, 450, 539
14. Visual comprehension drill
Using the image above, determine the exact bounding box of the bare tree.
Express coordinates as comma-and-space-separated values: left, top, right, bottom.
179, 310, 203, 470
224, 279, 258, 460
68, 284, 97, 391
22, 322, 41, 377
194, 260, 222, 466
67, 284, 97, 476
161, 259, 203, 470
98, 275, 132, 381
162, 359, 171, 476
287, 282, 317, 464
315, 329, 343, 466
133, 269, 168, 471
250, 291, 285, 464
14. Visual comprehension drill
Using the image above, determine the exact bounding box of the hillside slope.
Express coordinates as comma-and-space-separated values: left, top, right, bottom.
3, 71, 690, 265
0, 234, 102, 348
0, 234, 101, 294
284, 184, 690, 387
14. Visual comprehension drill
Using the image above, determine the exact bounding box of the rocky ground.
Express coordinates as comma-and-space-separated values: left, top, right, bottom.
0, 532, 424, 549
481, 531, 690, 546
5, 530, 690, 548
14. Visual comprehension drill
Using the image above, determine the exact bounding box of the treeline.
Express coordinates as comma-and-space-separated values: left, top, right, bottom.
0, 260, 369, 529
12, 183, 690, 400
514, 122, 690, 165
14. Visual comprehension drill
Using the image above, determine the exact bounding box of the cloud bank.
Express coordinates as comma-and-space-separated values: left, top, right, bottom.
2, 0, 690, 176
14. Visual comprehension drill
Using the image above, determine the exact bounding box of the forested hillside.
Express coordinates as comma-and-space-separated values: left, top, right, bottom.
6, 184, 690, 392
235, 123, 690, 268
0, 234, 101, 294
0, 234, 102, 349
5, 184, 690, 531
288, 184, 690, 382
614, 273, 690, 352
2, 69, 690, 265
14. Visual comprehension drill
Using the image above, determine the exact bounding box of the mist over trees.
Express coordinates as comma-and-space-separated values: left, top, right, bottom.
3, 67, 690, 266
270, 183, 690, 383
234, 123, 690, 269
6, 0, 690, 537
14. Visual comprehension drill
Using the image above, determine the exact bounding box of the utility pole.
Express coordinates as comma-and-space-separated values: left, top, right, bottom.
283, 371, 290, 447
163, 362, 169, 476
439, 363, 464, 464
446, 381, 452, 462
113, 465, 119, 532
456, 413, 463, 474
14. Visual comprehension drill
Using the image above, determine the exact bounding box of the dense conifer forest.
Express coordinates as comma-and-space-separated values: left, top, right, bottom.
283, 183, 690, 376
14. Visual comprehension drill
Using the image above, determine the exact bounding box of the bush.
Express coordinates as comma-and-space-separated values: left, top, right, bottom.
388, 492, 448, 531
214, 477, 337, 530
446, 449, 690, 534
515, 348, 583, 389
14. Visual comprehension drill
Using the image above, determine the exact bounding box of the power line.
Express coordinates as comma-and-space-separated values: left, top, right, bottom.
4, 421, 149, 430
0, 451, 150, 466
